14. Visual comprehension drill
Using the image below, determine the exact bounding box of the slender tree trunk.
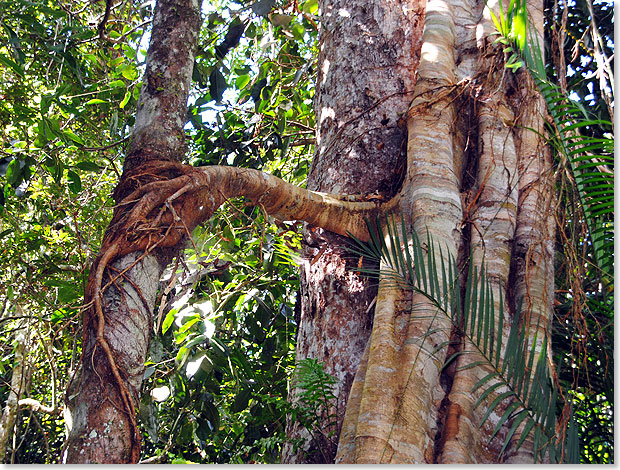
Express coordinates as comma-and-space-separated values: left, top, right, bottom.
0, 314, 29, 463
64, 0, 202, 462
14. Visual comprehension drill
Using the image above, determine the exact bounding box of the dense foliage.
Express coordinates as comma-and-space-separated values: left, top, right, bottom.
543, 0, 614, 463
0, 0, 613, 463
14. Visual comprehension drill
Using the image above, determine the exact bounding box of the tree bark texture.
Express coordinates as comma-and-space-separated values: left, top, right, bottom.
0, 315, 29, 463
64, 0, 202, 463
282, 0, 425, 462
62, 0, 385, 456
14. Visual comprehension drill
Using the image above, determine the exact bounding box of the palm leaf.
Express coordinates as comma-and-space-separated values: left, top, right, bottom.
347, 215, 566, 462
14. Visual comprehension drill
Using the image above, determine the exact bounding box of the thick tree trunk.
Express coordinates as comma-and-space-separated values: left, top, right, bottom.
334, 0, 555, 463
282, 0, 425, 462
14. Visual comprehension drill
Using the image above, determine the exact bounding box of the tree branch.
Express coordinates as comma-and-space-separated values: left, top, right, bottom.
194, 165, 391, 241
108, 162, 393, 261
17, 399, 61, 416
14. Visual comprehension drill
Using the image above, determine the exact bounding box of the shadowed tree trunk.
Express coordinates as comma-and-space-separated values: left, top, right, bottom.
64, 0, 555, 463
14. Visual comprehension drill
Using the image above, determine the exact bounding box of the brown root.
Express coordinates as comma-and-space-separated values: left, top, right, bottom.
82, 160, 385, 461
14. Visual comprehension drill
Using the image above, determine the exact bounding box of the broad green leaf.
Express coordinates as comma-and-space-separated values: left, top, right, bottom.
121, 65, 138, 81
236, 74, 250, 90
119, 90, 131, 109
63, 130, 84, 145
230, 386, 252, 413
162, 308, 177, 334
510, 8, 527, 49
209, 69, 227, 102
5, 159, 22, 186
183, 334, 208, 351
177, 316, 201, 338
76, 161, 102, 172
66, 169, 82, 193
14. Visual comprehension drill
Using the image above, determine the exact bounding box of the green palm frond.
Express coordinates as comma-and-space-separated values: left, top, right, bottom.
489, 0, 614, 293
348, 215, 580, 463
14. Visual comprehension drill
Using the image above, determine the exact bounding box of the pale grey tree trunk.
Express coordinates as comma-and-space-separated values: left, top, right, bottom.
0, 314, 29, 463
64, 0, 202, 462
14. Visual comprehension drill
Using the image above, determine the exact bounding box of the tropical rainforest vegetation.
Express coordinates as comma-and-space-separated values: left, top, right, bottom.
0, 0, 613, 463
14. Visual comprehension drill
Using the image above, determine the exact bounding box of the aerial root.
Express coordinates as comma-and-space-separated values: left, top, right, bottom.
88, 241, 141, 461
83, 164, 216, 462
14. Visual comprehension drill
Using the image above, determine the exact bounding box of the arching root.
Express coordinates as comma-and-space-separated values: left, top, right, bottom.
84, 163, 212, 462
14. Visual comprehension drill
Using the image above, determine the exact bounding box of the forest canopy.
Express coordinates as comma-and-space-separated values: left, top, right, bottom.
0, 0, 613, 463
